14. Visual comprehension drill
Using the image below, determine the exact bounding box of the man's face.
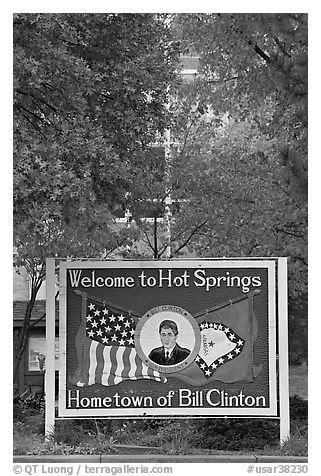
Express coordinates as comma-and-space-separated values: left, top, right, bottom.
160, 327, 177, 349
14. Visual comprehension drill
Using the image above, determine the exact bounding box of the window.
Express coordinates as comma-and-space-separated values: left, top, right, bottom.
28, 336, 59, 371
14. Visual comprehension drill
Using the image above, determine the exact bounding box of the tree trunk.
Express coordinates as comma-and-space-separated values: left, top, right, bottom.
153, 213, 158, 259
13, 286, 39, 384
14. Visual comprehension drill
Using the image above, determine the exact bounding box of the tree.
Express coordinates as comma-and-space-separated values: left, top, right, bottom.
14, 13, 180, 221
13, 13, 180, 382
121, 14, 308, 363
168, 13, 307, 298
13, 13, 308, 381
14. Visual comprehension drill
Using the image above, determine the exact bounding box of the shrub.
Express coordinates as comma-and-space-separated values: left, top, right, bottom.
13, 391, 45, 423
13, 425, 45, 455
191, 418, 279, 451
155, 421, 193, 454
13, 391, 308, 455
280, 427, 308, 456
288, 295, 308, 365
289, 395, 308, 420
190, 397, 307, 452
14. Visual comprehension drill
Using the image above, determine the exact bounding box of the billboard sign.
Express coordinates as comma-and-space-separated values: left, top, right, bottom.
58, 259, 279, 417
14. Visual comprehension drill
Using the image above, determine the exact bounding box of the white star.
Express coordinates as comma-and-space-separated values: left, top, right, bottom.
86, 314, 93, 321
100, 317, 106, 325
89, 303, 95, 311
229, 333, 235, 340
111, 334, 118, 341
118, 339, 125, 346
200, 323, 206, 330
114, 323, 121, 332
91, 320, 98, 328
121, 330, 128, 337
209, 322, 214, 327
118, 314, 125, 321
237, 339, 243, 346
200, 363, 206, 369
218, 357, 224, 364
195, 356, 200, 362
94, 310, 100, 316
213, 323, 218, 329
105, 326, 111, 333
218, 324, 223, 330
227, 353, 233, 359
96, 329, 103, 336
129, 329, 135, 335
224, 327, 230, 333
235, 348, 241, 354
102, 308, 109, 315
211, 362, 217, 369
127, 337, 134, 345
88, 330, 95, 338
205, 369, 211, 376
124, 320, 130, 328
109, 314, 116, 322
102, 336, 109, 344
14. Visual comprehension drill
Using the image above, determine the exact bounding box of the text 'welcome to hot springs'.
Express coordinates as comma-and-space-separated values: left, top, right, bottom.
68, 269, 262, 293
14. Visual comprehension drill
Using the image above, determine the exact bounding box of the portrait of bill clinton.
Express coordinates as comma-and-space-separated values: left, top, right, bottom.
148, 319, 190, 366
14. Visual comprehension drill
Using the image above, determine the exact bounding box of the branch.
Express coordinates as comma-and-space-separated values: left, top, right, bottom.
36, 262, 46, 288
17, 112, 48, 139
228, 14, 271, 64
249, 40, 271, 63
41, 81, 64, 95
15, 103, 44, 122
103, 245, 120, 258
157, 219, 209, 258
169, 224, 195, 245
153, 215, 158, 259
293, 255, 308, 267
31, 93, 58, 114
258, 176, 296, 202
104, 233, 135, 257
273, 225, 305, 239
31, 99, 60, 131
178, 120, 195, 160
173, 219, 208, 256
142, 229, 155, 255
17, 89, 59, 115
157, 224, 193, 258
273, 36, 291, 58
29, 290, 59, 329
206, 75, 240, 84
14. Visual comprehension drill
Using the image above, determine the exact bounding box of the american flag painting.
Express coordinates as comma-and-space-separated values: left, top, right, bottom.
69, 291, 262, 389
70, 297, 166, 387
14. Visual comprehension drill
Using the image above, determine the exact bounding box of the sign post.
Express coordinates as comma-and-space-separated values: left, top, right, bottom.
278, 258, 290, 444
44, 257, 290, 445
45, 258, 56, 439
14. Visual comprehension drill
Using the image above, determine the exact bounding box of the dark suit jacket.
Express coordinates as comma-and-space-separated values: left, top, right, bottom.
148, 344, 190, 366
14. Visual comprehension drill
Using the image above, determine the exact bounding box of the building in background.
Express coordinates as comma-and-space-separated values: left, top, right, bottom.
13, 267, 59, 395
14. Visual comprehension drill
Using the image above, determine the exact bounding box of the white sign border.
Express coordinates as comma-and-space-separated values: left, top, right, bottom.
56, 258, 280, 419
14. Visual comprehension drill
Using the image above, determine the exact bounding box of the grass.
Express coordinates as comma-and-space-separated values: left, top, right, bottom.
289, 363, 308, 400
13, 365, 308, 457
13, 412, 308, 457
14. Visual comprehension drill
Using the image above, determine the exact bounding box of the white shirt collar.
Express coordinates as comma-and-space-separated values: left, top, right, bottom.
164, 346, 175, 356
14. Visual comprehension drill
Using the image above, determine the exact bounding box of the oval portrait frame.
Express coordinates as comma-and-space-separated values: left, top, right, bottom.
134, 305, 201, 373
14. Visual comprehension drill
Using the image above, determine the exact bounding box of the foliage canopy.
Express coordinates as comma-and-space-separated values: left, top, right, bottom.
13, 13, 308, 301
